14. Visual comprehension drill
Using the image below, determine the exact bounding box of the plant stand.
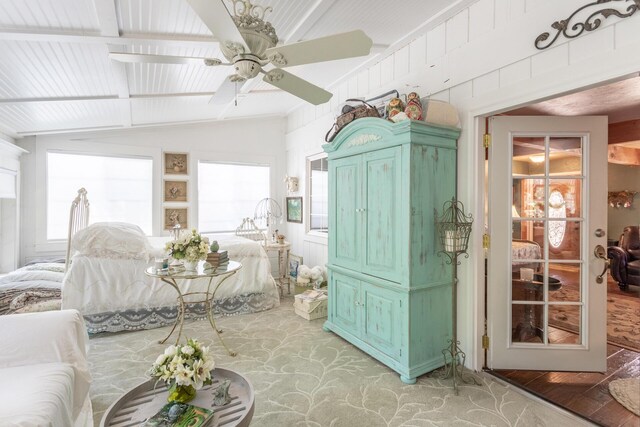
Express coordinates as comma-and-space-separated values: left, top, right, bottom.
435, 198, 481, 395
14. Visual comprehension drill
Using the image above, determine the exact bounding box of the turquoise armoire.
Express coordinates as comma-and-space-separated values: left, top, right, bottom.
322, 118, 460, 384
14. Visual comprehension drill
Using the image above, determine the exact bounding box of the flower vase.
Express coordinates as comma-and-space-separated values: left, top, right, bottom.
167, 383, 196, 403
183, 260, 197, 271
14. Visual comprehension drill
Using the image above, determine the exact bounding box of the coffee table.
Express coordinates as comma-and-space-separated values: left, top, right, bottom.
145, 261, 241, 356
100, 367, 254, 427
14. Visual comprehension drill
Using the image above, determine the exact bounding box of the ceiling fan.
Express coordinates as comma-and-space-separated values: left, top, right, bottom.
109, 0, 374, 105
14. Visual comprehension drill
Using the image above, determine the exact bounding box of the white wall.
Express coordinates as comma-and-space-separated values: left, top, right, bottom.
18, 117, 286, 263
0, 136, 26, 272
283, 0, 640, 369
608, 163, 640, 240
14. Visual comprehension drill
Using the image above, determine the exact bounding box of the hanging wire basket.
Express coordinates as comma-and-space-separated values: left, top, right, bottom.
435, 198, 473, 253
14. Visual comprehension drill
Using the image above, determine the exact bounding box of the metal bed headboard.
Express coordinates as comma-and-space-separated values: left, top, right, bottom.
235, 217, 266, 244
65, 188, 90, 272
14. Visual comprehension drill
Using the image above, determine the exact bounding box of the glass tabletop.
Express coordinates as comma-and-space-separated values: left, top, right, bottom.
145, 260, 241, 279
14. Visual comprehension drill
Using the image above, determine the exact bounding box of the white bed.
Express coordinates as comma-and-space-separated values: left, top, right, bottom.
0, 263, 65, 315
62, 231, 280, 333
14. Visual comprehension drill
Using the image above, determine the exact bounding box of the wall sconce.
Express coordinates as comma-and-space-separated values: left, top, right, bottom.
608, 190, 637, 208
284, 175, 299, 194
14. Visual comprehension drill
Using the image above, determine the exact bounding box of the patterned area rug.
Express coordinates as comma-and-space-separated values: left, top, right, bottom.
548, 284, 640, 351
609, 378, 640, 416
88, 298, 585, 426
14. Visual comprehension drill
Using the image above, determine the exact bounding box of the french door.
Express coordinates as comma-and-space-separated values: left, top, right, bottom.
488, 116, 608, 372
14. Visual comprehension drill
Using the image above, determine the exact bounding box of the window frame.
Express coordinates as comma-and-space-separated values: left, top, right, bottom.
196, 160, 271, 234
305, 152, 329, 239
35, 144, 162, 253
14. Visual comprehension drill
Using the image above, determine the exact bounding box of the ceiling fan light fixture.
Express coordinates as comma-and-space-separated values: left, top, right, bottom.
234, 58, 262, 79
117, 0, 373, 106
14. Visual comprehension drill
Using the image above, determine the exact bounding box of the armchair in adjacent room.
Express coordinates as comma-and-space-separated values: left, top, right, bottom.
608, 225, 640, 290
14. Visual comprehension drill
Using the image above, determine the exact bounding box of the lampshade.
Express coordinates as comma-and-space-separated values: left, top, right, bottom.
512, 205, 520, 218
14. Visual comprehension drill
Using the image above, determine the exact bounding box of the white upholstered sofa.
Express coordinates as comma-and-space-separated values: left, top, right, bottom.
0, 309, 93, 426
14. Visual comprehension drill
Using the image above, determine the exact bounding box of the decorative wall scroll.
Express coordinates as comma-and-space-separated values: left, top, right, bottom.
608, 190, 638, 208
164, 180, 188, 202
164, 152, 188, 175
535, 0, 639, 50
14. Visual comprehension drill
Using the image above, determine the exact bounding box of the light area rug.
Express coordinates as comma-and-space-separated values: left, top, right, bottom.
609, 378, 640, 416
548, 284, 640, 351
89, 299, 587, 426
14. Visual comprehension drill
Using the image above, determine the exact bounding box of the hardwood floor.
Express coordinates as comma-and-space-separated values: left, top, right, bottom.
492, 343, 639, 426
491, 278, 640, 427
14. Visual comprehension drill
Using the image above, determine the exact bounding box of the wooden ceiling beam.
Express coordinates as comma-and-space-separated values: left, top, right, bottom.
608, 145, 640, 165
609, 119, 640, 144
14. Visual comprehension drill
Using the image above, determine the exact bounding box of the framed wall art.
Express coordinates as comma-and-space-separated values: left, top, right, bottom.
164, 152, 188, 175
286, 197, 303, 223
164, 180, 188, 202
164, 208, 188, 230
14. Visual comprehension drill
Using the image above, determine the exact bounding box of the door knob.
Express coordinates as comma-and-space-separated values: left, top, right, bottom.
593, 244, 610, 284
594, 229, 605, 237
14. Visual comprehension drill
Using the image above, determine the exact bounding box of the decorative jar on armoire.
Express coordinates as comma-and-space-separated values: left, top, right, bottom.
322, 117, 459, 384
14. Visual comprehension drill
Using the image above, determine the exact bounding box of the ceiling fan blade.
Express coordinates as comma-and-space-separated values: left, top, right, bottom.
209, 75, 244, 105
109, 53, 228, 66
264, 30, 373, 68
186, 0, 249, 53
263, 69, 332, 105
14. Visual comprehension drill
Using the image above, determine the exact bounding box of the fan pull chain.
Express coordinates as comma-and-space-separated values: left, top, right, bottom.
234, 81, 238, 106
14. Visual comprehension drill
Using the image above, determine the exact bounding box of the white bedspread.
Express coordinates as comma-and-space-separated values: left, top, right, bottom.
62, 235, 279, 332
0, 263, 64, 290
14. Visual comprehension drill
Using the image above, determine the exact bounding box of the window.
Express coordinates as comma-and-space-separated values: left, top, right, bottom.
47, 152, 153, 240
548, 190, 567, 248
307, 154, 328, 233
198, 162, 270, 233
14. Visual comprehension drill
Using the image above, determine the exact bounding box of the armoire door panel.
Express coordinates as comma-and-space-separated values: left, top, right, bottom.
332, 272, 360, 332
362, 283, 401, 360
363, 147, 402, 282
332, 158, 361, 271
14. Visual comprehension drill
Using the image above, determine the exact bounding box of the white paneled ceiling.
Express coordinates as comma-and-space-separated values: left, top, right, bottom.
0, 41, 118, 98
0, 0, 472, 136
117, 0, 209, 37
0, 0, 100, 32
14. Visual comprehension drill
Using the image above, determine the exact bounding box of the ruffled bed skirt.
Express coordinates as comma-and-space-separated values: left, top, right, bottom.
83, 291, 279, 334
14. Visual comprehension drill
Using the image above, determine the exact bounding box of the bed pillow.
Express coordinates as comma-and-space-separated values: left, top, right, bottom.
71, 222, 151, 260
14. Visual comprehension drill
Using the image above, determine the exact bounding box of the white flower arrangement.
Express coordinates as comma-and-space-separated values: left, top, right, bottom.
165, 229, 210, 263
148, 339, 215, 390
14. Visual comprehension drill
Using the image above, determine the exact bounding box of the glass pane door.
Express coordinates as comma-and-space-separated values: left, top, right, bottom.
488, 115, 606, 372
511, 135, 585, 346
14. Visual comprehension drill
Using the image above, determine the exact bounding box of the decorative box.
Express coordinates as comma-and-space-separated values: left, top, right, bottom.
293, 295, 328, 320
